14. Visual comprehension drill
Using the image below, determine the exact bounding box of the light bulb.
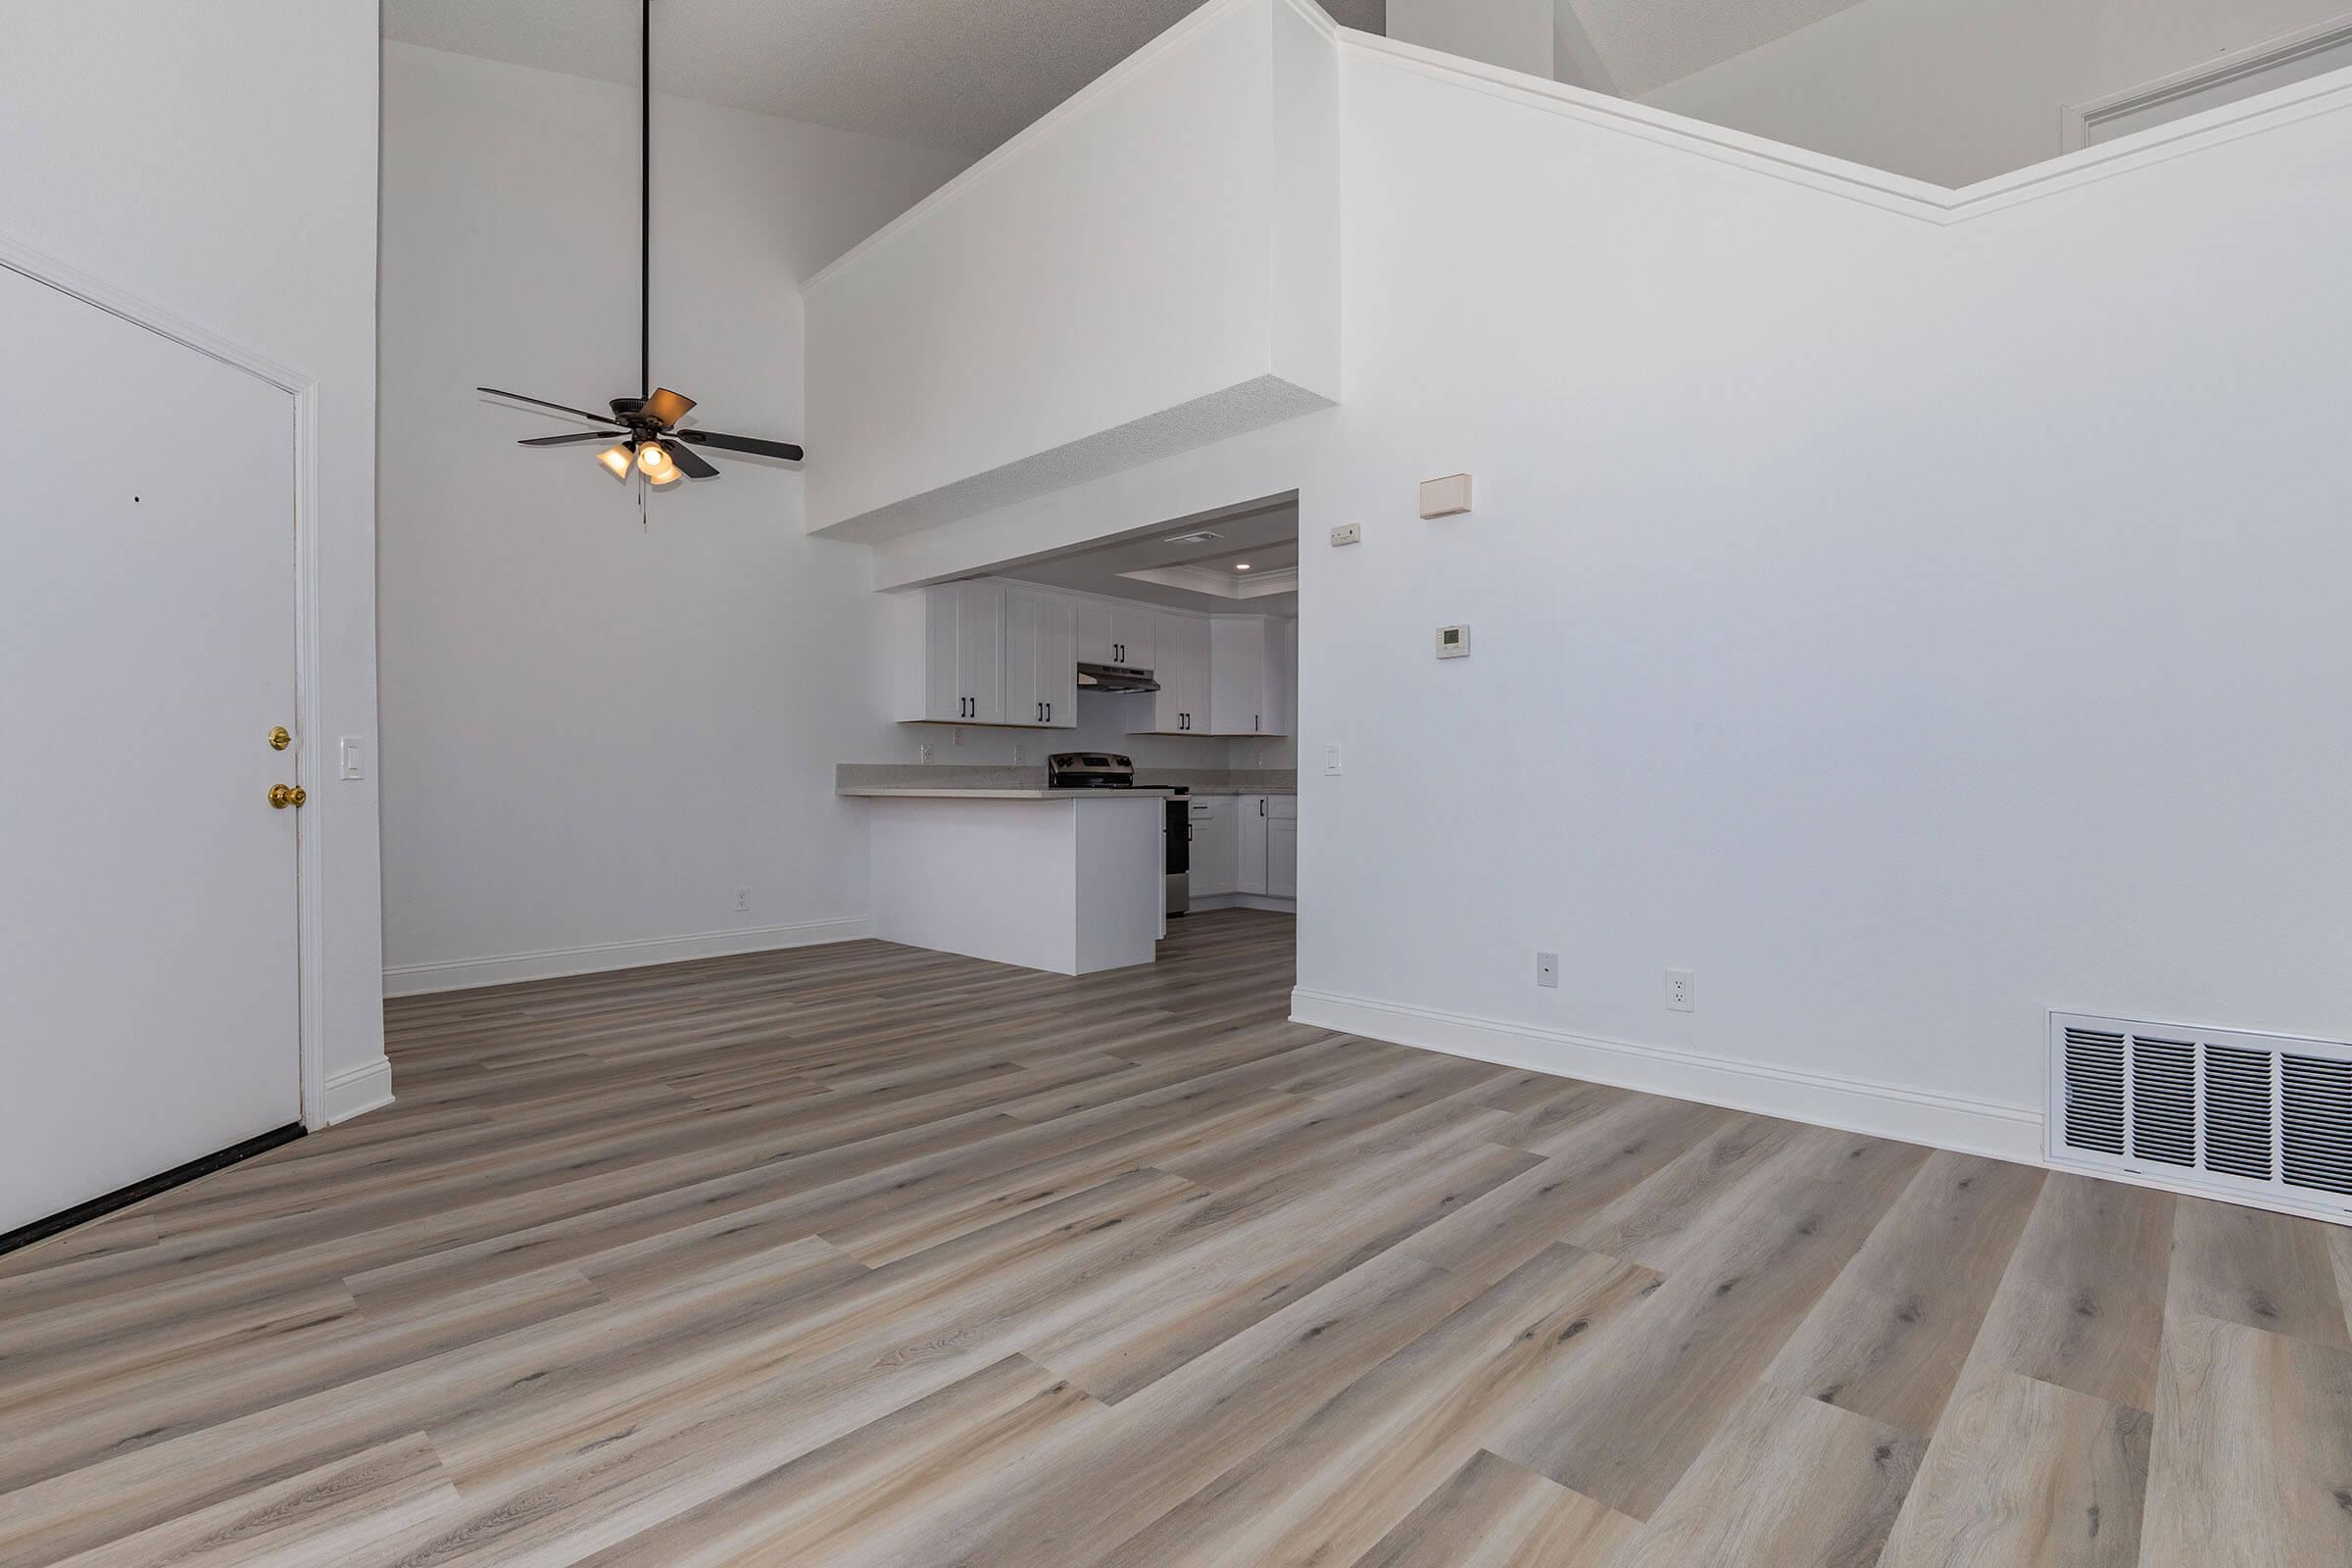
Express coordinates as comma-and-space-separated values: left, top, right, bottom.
638, 444, 671, 476
1234, 563, 1252, 571
598, 443, 636, 479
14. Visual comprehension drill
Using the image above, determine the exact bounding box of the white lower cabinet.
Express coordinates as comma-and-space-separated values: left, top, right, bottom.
1224, 794, 1298, 899
1266, 796, 1298, 898
1189, 797, 1237, 897
1235, 795, 1271, 894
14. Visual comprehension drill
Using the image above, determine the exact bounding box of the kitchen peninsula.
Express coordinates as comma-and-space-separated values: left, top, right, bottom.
839, 775, 1173, 976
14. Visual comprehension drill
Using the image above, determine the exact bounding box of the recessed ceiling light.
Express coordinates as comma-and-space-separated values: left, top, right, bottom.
1234, 563, 1252, 571
1163, 530, 1223, 544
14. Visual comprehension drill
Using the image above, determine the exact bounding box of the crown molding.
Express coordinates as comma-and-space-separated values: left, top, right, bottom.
1343, 29, 2352, 226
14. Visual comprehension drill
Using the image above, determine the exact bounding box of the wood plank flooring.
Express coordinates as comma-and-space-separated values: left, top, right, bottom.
3, 908, 2349, 1565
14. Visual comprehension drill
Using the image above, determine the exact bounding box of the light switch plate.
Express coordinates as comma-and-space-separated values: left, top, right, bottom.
1436, 624, 1470, 660
1323, 742, 1344, 775
338, 736, 365, 780
1330, 522, 1361, 547
1419, 473, 1473, 518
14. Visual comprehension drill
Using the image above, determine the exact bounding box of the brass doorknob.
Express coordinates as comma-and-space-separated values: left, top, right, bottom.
269, 726, 292, 752
269, 784, 307, 809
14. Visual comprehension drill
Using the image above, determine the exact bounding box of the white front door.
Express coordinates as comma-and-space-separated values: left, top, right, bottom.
0, 265, 302, 1238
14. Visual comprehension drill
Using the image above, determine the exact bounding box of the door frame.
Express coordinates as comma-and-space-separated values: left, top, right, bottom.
0, 230, 329, 1128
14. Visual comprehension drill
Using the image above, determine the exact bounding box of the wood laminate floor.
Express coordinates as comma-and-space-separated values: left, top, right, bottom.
4, 909, 2350, 1566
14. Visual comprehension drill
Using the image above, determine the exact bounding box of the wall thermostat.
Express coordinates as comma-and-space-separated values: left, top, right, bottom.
1436, 624, 1470, 659
1419, 473, 1473, 518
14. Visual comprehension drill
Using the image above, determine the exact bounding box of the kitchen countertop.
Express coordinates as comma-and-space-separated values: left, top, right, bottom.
838, 787, 1180, 800
1153, 785, 1297, 797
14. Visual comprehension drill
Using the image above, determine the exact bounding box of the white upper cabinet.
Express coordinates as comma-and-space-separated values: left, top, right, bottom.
1005, 587, 1076, 728
895, 579, 1007, 723
1076, 602, 1113, 666
1113, 605, 1155, 673
895, 585, 1287, 736
1077, 602, 1156, 669
1207, 615, 1291, 736
1149, 610, 1209, 733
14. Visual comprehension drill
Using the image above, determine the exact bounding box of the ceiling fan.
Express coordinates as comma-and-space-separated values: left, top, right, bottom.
476, 0, 803, 491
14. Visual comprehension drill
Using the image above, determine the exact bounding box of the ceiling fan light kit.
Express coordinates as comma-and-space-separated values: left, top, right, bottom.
478, 0, 803, 500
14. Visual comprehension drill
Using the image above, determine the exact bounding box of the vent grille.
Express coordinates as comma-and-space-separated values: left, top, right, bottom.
2051, 1012, 2352, 1218
2062, 1027, 2125, 1155
2129, 1036, 2194, 1168
2203, 1046, 2274, 1183
2282, 1054, 2352, 1196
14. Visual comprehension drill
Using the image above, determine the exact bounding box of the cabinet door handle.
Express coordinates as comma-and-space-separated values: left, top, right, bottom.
1259, 798, 1267, 817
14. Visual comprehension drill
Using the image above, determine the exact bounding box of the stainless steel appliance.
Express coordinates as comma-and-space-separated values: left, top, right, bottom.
1074, 663, 1159, 694
1048, 753, 1190, 917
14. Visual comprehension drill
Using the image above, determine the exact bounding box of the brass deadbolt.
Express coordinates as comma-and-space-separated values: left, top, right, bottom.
269, 726, 292, 752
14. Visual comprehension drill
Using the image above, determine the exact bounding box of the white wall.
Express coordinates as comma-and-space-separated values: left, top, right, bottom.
810, 2, 2352, 1161
376, 44, 965, 993
1644, 0, 2352, 186
804, 0, 1341, 540
1322, 50, 2352, 1144
0, 1, 386, 1113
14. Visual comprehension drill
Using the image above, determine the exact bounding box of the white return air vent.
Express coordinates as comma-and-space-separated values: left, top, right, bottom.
2050, 1012, 2352, 1219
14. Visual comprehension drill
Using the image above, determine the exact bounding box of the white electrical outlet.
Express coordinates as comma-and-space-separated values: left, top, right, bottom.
1665, 969, 1694, 1012
736, 888, 751, 913
1330, 522, 1362, 547
919, 743, 934, 764
1537, 953, 1559, 989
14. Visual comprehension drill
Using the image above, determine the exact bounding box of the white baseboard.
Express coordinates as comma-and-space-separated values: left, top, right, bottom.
1189, 894, 1297, 913
383, 916, 874, 998
1291, 987, 2043, 1165
319, 1057, 394, 1126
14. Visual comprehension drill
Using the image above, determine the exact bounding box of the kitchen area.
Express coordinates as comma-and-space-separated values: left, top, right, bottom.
839, 501, 1298, 975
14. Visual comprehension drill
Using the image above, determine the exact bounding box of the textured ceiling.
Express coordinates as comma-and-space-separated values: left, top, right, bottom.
1003, 502, 1299, 614
383, 0, 1389, 155
1564, 0, 1873, 97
